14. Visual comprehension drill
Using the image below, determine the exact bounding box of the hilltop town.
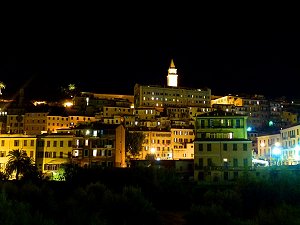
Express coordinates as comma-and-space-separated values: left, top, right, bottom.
1, 59, 300, 182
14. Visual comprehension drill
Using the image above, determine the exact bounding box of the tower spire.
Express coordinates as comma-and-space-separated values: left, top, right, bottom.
170, 58, 175, 68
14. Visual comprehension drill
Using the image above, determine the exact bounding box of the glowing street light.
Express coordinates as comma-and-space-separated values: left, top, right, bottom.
271, 142, 282, 166
150, 147, 156, 154
272, 147, 281, 155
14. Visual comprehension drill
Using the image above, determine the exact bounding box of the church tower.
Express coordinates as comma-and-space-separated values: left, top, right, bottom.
167, 59, 178, 87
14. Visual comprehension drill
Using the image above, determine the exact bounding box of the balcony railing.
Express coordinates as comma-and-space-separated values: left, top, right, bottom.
195, 165, 255, 171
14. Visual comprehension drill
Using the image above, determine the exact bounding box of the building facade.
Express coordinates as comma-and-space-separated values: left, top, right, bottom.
194, 110, 252, 183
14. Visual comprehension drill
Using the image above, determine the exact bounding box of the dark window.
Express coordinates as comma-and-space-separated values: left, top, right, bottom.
207, 158, 212, 166
233, 158, 238, 167
233, 143, 237, 151
199, 143, 203, 151
224, 172, 229, 180
243, 158, 248, 167
236, 119, 241, 128
207, 143, 212, 151
198, 158, 203, 168
234, 171, 238, 179
198, 172, 204, 181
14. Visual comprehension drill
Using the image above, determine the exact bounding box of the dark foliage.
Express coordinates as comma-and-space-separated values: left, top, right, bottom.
2, 166, 300, 225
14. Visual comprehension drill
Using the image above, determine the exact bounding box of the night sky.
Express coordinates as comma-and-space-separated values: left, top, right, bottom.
2, 8, 300, 101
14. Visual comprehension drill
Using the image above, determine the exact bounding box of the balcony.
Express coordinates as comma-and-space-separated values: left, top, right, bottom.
194, 165, 255, 171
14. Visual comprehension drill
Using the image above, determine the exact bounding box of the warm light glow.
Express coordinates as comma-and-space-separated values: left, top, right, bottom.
93, 130, 97, 136
150, 147, 156, 154
93, 149, 97, 157
167, 61, 178, 87
73, 150, 79, 157
64, 101, 73, 107
168, 75, 178, 87
33, 101, 47, 106
260, 142, 265, 147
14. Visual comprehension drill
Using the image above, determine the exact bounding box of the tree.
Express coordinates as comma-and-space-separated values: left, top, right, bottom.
0, 81, 5, 95
60, 83, 79, 98
5, 149, 35, 180
125, 130, 145, 159
0, 171, 8, 180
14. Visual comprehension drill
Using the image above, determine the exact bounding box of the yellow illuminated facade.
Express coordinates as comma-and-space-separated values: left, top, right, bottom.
171, 127, 195, 159
36, 134, 74, 177
127, 126, 195, 161
0, 134, 37, 175
194, 110, 252, 182
24, 112, 48, 135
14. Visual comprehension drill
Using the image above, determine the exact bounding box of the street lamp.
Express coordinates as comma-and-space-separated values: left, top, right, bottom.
150, 147, 156, 154
149, 147, 156, 159
271, 142, 282, 166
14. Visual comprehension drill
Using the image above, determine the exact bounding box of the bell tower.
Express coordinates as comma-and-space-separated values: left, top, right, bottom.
167, 59, 178, 87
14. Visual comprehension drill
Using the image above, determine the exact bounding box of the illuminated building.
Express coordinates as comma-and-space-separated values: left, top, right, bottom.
171, 126, 195, 160
0, 122, 126, 180
257, 134, 281, 165
36, 133, 74, 177
126, 125, 195, 161
194, 110, 252, 182
58, 123, 126, 168
134, 59, 211, 109
0, 134, 37, 178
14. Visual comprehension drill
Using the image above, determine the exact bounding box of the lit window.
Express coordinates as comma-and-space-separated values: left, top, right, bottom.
73, 150, 79, 157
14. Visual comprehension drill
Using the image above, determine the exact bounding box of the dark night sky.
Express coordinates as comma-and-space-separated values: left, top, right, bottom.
2, 6, 300, 101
